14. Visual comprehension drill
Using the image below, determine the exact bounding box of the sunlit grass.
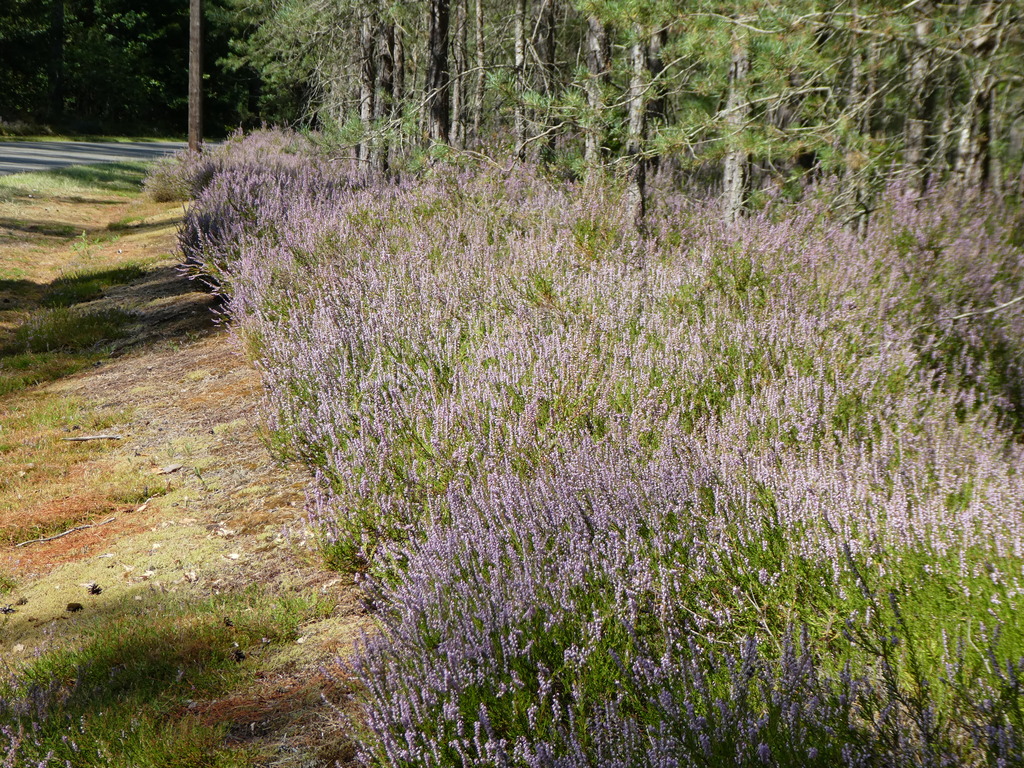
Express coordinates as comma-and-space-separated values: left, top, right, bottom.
0, 393, 147, 545
5, 305, 133, 354
1, 588, 332, 767
0, 161, 152, 199
44, 263, 148, 307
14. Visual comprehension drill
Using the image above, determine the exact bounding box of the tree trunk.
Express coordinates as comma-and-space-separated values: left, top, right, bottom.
904, 8, 934, 193
375, 20, 395, 173
473, 0, 485, 143
647, 26, 667, 126
955, 69, 994, 189
188, 0, 203, 152
624, 28, 649, 232
393, 26, 405, 106
536, 0, 556, 98
427, 0, 451, 144
359, 10, 376, 163
723, 25, 750, 223
48, 0, 65, 122
513, 0, 527, 159
845, 2, 873, 236
584, 16, 610, 179
646, 25, 668, 175
452, 0, 468, 149
377, 22, 395, 122
536, 0, 557, 159
954, 2, 1000, 190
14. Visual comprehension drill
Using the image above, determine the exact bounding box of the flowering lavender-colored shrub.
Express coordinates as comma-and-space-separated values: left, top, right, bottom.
142, 127, 319, 203
181, 133, 1024, 765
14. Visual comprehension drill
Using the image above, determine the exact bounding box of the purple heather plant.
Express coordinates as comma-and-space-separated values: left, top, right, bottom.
172, 132, 1024, 766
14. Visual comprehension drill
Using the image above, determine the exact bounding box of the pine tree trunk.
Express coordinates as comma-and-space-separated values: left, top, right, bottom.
584, 16, 610, 179
427, 0, 451, 145
537, 0, 556, 98
359, 10, 376, 164
393, 27, 406, 157
625, 28, 649, 232
723, 26, 750, 224
904, 10, 934, 193
188, 0, 203, 152
955, 69, 994, 190
513, 0, 527, 159
48, 0, 65, 122
473, 0, 485, 143
536, 0, 557, 159
845, 3, 873, 236
452, 0, 468, 149
393, 26, 405, 107
954, 2, 1001, 190
646, 25, 667, 175
375, 21, 395, 173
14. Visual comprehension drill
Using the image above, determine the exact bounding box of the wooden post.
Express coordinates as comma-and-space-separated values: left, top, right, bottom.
188, 0, 203, 152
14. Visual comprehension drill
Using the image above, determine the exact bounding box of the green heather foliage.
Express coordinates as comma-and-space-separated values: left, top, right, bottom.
174, 135, 1024, 764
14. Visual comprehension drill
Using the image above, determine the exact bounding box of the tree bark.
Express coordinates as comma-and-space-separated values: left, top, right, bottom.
48, 0, 65, 122
646, 25, 668, 175
375, 20, 395, 173
513, 0, 528, 159
473, 0, 485, 142
536, 0, 556, 98
377, 22, 395, 122
584, 16, 610, 179
723, 25, 750, 223
647, 26, 667, 126
188, 0, 203, 152
452, 0, 468, 149
393, 25, 405, 107
904, 7, 934, 193
955, 69, 994, 189
625, 28, 649, 232
359, 9, 376, 163
427, 0, 451, 144
954, 2, 1000, 190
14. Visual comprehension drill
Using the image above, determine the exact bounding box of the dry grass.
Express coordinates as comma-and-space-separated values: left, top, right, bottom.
0, 168, 369, 767
0, 394, 153, 544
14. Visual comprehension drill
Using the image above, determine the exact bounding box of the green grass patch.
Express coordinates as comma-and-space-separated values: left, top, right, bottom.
0, 350, 103, 396
0, 573, 16, 594
0, 161, 153, 198
1, 588, 330, 767
108, 214, 147, 230
1, 392, 122, 432
5, 306, 133, 354
0, 217, 80, 237
44, 263, 147, 307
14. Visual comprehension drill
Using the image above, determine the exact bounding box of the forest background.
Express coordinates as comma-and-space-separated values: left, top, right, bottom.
2, 0, 1023, 219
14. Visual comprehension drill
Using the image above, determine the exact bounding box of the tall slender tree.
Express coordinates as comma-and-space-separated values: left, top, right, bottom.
513, 0, 528, 158
583, 15, 610, 178
189, 0, 203, 151
625, 23, 649, 231
722, 20, 750, 223
427, 0, 451, 144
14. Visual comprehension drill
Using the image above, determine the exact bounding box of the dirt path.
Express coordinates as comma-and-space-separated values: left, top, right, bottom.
1, 180, 367, 765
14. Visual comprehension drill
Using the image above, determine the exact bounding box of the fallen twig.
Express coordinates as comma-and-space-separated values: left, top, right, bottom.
62, 434, 123, 442
942, 294, 1024, 323
15, 516, 116, 547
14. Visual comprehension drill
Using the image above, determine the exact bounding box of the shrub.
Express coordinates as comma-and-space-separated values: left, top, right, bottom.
179, 134, 1024, 765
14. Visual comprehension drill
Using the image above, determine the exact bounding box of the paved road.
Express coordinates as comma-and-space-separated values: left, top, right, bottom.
0, 141, 187, 176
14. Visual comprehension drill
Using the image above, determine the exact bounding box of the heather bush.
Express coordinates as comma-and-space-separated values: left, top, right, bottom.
142, 127, 319, 203
180, 134, 1024, 765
